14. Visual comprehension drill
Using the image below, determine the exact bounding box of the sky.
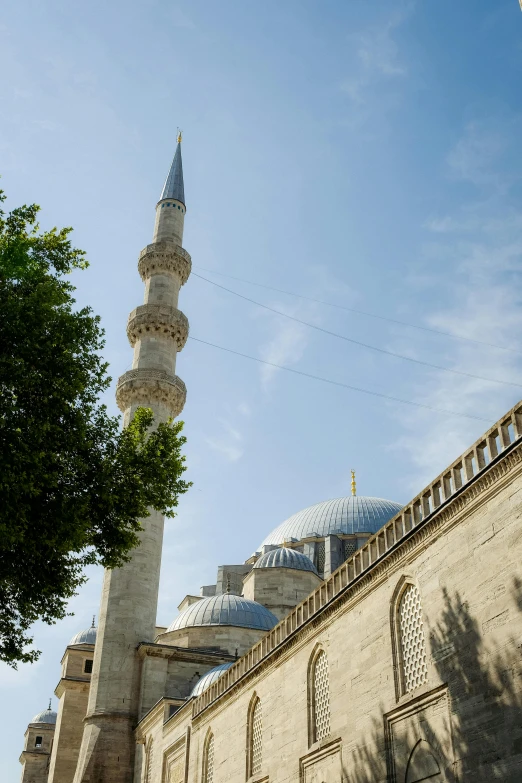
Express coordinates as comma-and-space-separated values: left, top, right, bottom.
1, 0, 522, 778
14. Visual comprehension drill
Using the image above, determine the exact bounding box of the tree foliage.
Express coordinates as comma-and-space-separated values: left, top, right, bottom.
0, 190, 191, 666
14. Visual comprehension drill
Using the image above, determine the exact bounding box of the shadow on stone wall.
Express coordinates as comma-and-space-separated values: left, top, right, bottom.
345, 578, 522, 782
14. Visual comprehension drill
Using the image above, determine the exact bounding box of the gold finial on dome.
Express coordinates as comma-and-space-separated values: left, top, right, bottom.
177, 129, 183, 144
351, 469, 356, 497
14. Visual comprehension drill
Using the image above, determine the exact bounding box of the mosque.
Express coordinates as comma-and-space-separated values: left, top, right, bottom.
19, 140, 522, 783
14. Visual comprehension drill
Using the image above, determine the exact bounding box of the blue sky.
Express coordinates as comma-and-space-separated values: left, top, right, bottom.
2, 0, 522, 777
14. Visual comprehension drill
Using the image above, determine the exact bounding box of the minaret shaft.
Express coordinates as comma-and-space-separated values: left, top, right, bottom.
73, 142, 191, 783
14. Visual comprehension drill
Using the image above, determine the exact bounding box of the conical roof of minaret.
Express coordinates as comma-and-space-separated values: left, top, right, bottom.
160, 139, 185, 205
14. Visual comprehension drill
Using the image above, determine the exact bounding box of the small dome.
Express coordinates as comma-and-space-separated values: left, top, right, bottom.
259, 495, 402, 547
69, 625, 97, 646
190, 663, 234, 697
31, 707, 57, 725
167, 594, 278, 633
253, 547, 318, 575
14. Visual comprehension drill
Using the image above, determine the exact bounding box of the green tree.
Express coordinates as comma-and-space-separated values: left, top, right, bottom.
0, 190, 191, 666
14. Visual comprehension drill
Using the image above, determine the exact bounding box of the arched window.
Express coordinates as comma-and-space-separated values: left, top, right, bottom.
247, 696, 263, 777
398, 583, 428, 694
203, 732, 214, 783
144, 738, 154, 783
310, 649, 330, 744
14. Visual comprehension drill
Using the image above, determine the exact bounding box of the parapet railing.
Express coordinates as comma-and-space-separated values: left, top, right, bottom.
192, 402, 522, 718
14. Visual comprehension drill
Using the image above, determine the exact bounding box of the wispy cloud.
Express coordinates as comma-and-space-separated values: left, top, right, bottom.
340, 4, 413, 116
446, 117, 522, 194
206, 418, 244, 462
393, 115, 522, 493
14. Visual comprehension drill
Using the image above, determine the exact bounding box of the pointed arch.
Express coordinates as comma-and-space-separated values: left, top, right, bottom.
390, 576, 428, 698
307, 644, 331, 745
144, 737, 154, 783
246, 692, 263, 779
405, 739, 443, 782
202, 730, 214, 783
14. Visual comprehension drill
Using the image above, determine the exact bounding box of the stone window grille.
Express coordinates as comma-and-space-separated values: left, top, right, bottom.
316, 542, 326, 573
250, 698, 262, 776
312, 650, 331, 742
144, 739, 154, 783
342, 539, 356, 560
398, 584, 428, 694
204, 733, 214, 783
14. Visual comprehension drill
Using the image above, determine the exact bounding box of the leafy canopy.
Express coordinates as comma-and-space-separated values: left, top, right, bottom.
0, 190, 191, 666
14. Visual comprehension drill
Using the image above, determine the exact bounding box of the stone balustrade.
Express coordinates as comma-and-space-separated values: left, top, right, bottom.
191, 401, 522, 718
127, 304, 189, 351
138, 240, 191, 285
116, 368, 187, 416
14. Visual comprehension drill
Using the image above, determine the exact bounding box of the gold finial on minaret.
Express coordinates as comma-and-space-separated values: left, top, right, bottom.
351, 469, 356, 497
177, 129, 183, 144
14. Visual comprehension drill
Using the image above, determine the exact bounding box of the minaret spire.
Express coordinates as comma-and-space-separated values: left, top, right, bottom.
159, 136, 185, 205
73, 139, 192, 783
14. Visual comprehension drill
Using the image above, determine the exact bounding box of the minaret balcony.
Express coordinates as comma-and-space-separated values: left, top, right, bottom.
138, 240, 191, 285
116, 369, 187, 417
127, 304, 189, 351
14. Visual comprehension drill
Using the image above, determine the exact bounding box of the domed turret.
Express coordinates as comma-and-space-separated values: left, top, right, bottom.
190, 662, 234, 697
30, 706, 57, 725
69, 617, 97, 646
253, 547, 318, 575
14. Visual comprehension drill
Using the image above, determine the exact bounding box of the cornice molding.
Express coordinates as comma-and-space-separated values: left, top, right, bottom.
127, 304, 189, 351
138, 241, 191, 286
116, 369, 186, 415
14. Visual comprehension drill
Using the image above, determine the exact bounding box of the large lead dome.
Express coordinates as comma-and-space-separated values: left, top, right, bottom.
259, 495, 402, 547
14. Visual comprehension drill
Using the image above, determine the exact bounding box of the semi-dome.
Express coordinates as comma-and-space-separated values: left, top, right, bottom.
253, 547, 318, 575
259, 495, 402, 548
31, 707, 57, 725
167, 594, 278, 633
190, 663, 234, 697
69, 625, 97, 646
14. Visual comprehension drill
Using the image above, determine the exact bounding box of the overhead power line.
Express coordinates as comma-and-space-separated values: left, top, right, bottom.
192, 273, 522, 390
194, 265, 521, 356
188, 336, 490, 422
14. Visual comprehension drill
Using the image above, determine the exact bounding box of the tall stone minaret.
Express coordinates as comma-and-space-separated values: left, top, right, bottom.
73, 136, 191, 783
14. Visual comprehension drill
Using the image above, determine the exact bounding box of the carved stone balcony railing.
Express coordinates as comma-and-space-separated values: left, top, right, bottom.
191, 401, 522, 719
116, 369, 187, 417
138, 241, 191, 286
127, 305, 189, 351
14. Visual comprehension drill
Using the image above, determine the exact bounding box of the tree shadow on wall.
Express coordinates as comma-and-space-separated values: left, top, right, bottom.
345, 578, 522, 783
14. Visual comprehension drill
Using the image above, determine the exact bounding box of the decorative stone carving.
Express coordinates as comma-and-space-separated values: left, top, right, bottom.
116, 369, 187, 416
138, 241, 191, 286
127, 305, 189, 351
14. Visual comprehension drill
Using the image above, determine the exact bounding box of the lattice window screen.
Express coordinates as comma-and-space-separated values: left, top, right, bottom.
251, 699, 262, 775
342, 539, 356, 560
315, 542, 326, 573
145, 740, 154, 783
168, 757, 184, 783
204, 735, 214, 783
399, 584, 428, 693
313, 651, 330, 741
